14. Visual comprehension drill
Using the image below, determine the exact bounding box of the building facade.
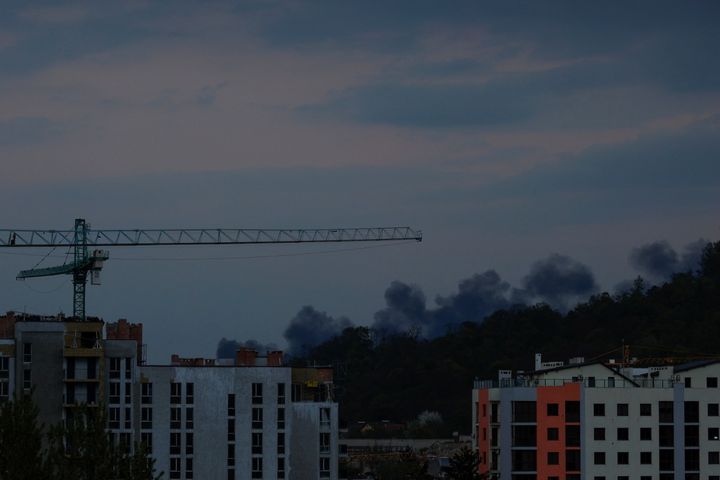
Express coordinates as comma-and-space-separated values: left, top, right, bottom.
472, 354, 720, 480
0, 312, 339, 480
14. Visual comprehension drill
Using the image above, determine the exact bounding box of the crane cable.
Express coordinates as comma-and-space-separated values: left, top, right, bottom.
0, 240, 418, 262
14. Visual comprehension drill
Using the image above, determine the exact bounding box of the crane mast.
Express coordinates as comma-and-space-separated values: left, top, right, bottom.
0, 218, 422, 320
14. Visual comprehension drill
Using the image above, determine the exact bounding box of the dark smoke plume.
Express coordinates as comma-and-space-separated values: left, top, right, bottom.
216, 338, 279, 359
373, 281, 427, 336
431, 270, 513, 337
630, 239, 709, 280
283, 306, 353, 356
520, 254, 599, 311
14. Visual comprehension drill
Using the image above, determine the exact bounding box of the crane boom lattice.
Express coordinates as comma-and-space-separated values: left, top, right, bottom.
0, 218, 422, 320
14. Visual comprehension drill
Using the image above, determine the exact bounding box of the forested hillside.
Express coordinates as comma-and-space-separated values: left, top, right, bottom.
298, 241, 720, 433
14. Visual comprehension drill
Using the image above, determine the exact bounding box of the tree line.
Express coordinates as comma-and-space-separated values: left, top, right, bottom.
299, 241, 720, 433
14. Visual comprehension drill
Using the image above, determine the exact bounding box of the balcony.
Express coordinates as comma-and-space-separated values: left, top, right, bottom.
64, 368, 99, 382
474, 377, 674, 389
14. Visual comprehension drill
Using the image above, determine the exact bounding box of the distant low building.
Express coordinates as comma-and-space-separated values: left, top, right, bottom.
472, 353, 720, 480
0, 311, 339, 480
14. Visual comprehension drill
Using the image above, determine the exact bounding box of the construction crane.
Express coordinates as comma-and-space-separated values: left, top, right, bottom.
0, 218, 422, 320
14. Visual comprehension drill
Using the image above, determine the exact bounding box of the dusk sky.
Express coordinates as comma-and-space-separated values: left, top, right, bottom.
1, 1, 719, 362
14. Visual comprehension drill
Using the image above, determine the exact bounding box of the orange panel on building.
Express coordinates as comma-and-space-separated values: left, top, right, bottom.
477, 388, 490, 475
536, 382, 580, 480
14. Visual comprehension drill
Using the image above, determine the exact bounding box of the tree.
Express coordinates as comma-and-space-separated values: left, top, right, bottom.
444, 447, 484, 480
0, 393, 48, 480
371, 451, 432, 480
46, 405, 162, 480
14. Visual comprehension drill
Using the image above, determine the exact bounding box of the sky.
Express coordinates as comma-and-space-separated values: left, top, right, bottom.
0, 0, 718, 362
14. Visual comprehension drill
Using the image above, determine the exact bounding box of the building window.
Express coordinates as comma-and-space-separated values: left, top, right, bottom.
320, 432, 331, 453
185, 458, 193, 479
640, 403, 651, 416
640, 451, 652, 464
141, 432, 152, 453
709, 403, 719, 416
124, 382, 131, 404
170, 457, 181, 479
109, 407, 120, 429
109, 382, 120, 404
659, 425, 674, 447
251, 457, 262, 479
659, 401, 673, 422
617, 427, 629, 441
227, 419, 235, 442
23, 368, 31, 390
170, 432, 181, 455
141, 383, 152, 404
565, 425, 580, 447
278, 383, 285, 405
124, 407, 131, 429
319, 457, 330, 478
686, 449, 699, 471
320, 407, 331, 429
277, 456, 285, 479
227, 394, 235, 417
617, 477, 629, 480
23, 343, 31, 363
547, 427, 559, 441
252, 432, 263, 454
565, 401, 580, 422
227, 444, 235, 466
617, 403, 628, 416
708, 377, 719, 388
709, 452, 720, 465
252, 383, 263, 404
659, 449, 674, 470
594, 428, 605, 441
186, 407, 194, 429
685, 401, 699, 423
547, 403, 559, 416
685, 377, 692, 388
277, 407, 285, 430
709, 427, 720, 441
171, 407, 181, 430
186, 383, 194, 404
141, 407, 153, 429
566, 450, 580, 471
547, 452, 559, 465
277, 432, 285, 455
252, 408, 263, 430
593, 403, 605, 416
640, 427, 652, 440
109, 358, 120, 378
186, 432, 193, 455
0, 356, 9, 373
512, 401, 537, 422
686, 425, 699, 446
617, 451, 629, 464
170, 382, 181, 404
594, 452, 605, 465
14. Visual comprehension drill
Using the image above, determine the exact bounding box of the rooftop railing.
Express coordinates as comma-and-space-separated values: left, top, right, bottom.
474, 377, 676, 389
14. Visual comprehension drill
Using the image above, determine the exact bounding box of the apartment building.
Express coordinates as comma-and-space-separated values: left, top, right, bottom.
472, 354, 720, 480
0, 312, 339, 480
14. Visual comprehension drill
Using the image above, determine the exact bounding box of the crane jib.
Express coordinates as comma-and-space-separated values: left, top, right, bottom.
0, 219, 422, 321
0, 227, 422, 247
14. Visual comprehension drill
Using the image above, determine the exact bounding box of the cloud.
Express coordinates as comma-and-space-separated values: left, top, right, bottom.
283, 305, 353, 356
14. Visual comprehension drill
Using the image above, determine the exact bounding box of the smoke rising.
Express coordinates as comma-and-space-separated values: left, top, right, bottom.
216, 338, 279, 359
216, 238, 713, 355
630, 239, 709, 280
520, 254, 599, 310
283, 306, 353, 356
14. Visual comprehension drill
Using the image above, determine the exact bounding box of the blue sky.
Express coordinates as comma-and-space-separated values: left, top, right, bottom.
0, 1, 718, 361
